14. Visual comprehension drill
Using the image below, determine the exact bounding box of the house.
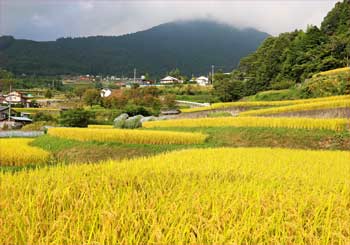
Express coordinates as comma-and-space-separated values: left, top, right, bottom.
4, 91, 30, 107
0, 106, 30, 129
160, 76, 183, 84
0, 95, 6, 104
0, 106, 16, 121
0, 115, 32, 129
195, 76, 209, 86
0, 106, 8, 121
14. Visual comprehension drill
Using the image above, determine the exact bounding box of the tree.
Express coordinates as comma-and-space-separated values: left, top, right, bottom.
83, 89, 101, 107
168, 68, 181, 79
0, 69, 14, 92
65, 92, 75, 100
33, 112, 56, 122
59, 108, 94, 127
345, 39, 350, 67
74, 87, 87, 100
213, 79, 245, 102
163, 94, 177, 109
44, 89, 53, 98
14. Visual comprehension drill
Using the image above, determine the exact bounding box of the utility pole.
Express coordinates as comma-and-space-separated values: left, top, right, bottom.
8, 82, 11, 123
211, 65, 215, 84
133, 68, 136, 83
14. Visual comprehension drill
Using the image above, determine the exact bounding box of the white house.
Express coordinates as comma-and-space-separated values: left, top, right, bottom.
4, 91, 30, 107
160, 76, 183, 84
5, 91, 26, 104
195, 76, 209, 86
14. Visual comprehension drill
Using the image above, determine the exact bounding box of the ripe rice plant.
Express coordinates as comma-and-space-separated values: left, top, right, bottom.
48, 127, 207, 144
143, 116, 349, 131
239, 99, 350, 116
315, 67, 350, 76
15, 108, 60, 112
0, 147, 349, 244
181, 95, 350, 113
88, 124, 113, 129
0, 138, 50, 166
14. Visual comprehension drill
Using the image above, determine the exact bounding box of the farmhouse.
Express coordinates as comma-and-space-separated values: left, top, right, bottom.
4, 91, 30, 107
0, 106, 12, 121
0, 106, 33, 128
195, 76, 209, 86
160, 76, 183, 84
0, 95, 6, 104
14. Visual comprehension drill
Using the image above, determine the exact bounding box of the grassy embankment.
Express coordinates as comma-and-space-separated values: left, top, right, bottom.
0, 125, 347, 172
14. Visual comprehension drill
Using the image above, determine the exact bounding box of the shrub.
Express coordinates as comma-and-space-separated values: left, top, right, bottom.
21, 121, 58, 131
270, 80, 296, 90
32, 112, 56, 122
59, 108, 95, 127
123, 105, 151, 116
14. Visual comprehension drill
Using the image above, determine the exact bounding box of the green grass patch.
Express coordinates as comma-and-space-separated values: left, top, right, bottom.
4, 125, 348, 172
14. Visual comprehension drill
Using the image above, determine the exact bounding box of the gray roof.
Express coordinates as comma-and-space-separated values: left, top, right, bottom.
10, 116, 33, 122
0, 106, 9, 112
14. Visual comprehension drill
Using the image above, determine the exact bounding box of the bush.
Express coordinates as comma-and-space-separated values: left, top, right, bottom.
213, 79, 245, 102
32, 112, 56, 122
123, 105, 151, 116
59, 108, 95, 127
21, 121, 58, 131
270, 80, 296, 90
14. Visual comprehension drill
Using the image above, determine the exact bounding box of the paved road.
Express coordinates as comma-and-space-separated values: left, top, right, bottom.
0, 131, 44, 138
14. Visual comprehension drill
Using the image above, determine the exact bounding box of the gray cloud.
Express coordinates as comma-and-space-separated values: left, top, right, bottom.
0, 0, 339, 41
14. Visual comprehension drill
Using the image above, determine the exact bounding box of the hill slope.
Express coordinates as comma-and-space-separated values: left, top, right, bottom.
235, 0, 350, 95
0, 20, 269, 77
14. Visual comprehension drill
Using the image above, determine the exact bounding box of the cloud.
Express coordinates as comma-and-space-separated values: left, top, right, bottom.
0, 0, 340, 41
78, 1, 94, 11
31, 14, 52, 28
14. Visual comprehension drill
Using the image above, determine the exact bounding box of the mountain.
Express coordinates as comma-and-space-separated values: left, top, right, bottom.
0, 20, 269, 78
234, 0, 350, 95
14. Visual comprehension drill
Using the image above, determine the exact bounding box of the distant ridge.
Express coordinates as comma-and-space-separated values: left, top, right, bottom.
0, 20, 269, 77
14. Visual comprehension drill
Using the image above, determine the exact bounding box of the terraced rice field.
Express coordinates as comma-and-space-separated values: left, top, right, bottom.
180, 95, 350, 113
0, 147, 349, 244
239, 99, 350, 116
0, 138, 50, 166
48, 127, 207, 145
143, 116, 349, 131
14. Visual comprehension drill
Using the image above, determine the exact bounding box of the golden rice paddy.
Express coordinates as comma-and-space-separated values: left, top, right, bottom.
239, 99, 350, 116
0, 138, 50, 166
143, 116, 349, 131
48, 127, 207, 145
0, 147, 349, 244
181, 95, 350, 113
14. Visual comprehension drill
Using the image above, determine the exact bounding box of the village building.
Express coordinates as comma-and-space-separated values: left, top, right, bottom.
0, 106, 13, 121
195, 76, 209, 86
0, 95, 6, 104
0, 106, 32, 129
4, 91, 31, 107
160, 76, 183, 84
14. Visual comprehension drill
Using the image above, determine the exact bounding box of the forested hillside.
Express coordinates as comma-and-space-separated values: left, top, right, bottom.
234, 0, 350, 95
0, 20, 269, 77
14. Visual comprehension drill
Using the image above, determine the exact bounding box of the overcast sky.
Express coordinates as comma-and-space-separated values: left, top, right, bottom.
0, 0, 339, 41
